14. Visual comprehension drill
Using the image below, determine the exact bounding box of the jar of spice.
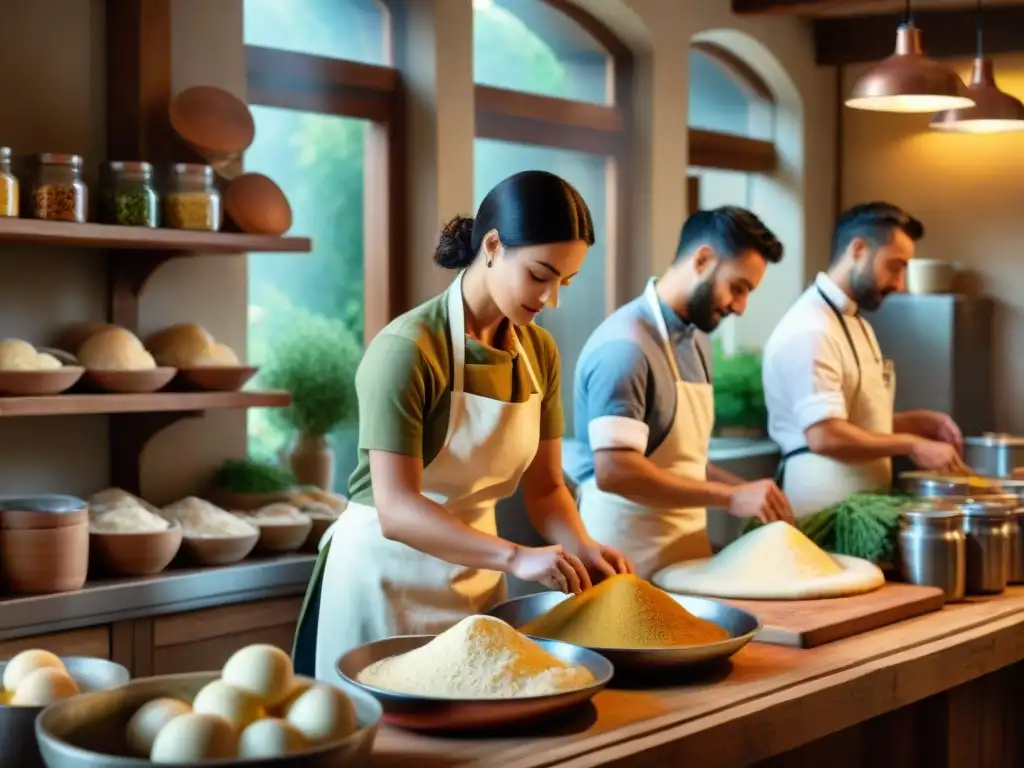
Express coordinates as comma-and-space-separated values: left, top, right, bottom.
32, 153, 88, 223
164, 163, 222, 232
101, 161, 158, 227
0, 147, 18, 218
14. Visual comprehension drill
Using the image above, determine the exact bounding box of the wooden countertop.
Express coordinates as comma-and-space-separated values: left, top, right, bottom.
0, 554, 316, 641
372, 588, 1024, 768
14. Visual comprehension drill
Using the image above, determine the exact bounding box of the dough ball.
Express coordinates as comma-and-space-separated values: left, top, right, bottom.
10, 667, 79, 706
0, 339, 41, 371
3, 649, 65, 692
198, 342, 240, 367
126, 697, 192, 756
221, 644, 293, 708
268, 677, 313, 717
78, 327, 156, 371
35, 352, 63, 370
285, 684, 357, 744
150, 712, 237, 763
239, 717, 307, 758
192, 679, 265, 729
147, 324, 217, 369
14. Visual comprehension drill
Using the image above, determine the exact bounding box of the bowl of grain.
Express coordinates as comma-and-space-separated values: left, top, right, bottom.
244, 503, 313, 554
338, 615, 613, 731
89, 510, 183, 578
162, 496, 259, 566
291, 490, 347, 553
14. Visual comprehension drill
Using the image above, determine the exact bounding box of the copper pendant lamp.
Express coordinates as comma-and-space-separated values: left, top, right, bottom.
930, 0, 1024, 133
846, 0, 974, 113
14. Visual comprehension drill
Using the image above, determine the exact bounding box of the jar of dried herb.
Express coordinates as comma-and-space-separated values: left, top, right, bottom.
0, 147, 18, 218
100, 161, 158, 228
32, 153, 88, 223
164, 164, 222, 232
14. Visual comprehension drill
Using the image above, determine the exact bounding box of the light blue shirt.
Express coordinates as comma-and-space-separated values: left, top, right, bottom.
565, 287, 712, 484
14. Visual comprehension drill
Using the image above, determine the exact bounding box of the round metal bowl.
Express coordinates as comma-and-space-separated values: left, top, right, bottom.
35, 672, 382, 768
487, 591, 761, 673
338, 634, 612, 732
898, 471, 1004, 498
0, 656, 129, 768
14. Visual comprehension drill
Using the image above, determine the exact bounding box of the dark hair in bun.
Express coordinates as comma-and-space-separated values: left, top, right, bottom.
434, 216, 476, 270
433, 170, 595, 271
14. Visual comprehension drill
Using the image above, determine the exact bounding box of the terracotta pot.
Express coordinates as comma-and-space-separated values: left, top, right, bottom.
290, 434, 335, 490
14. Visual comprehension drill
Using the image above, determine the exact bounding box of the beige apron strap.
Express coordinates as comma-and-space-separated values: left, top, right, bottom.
446, 271, 467, 393
644, 278, 682, 383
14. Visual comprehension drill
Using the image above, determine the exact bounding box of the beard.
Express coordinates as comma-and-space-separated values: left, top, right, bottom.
687, 266, 727, 333
850, 258, 890, 311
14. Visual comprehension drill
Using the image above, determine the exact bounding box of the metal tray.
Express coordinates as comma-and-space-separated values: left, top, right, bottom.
338, 635, 613, 731
487, 591, 761, 672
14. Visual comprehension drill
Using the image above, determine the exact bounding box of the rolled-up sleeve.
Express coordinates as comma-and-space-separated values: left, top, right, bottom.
580, 340, 650, 453
776, 329, 848, 431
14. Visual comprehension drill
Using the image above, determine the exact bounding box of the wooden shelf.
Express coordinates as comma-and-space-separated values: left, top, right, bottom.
0, 390, 290, 417
0, 217, 311, 253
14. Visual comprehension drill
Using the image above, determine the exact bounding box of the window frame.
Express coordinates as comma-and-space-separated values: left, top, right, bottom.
244, 41, 405, 344
688, 41, 777, 174
472, 0, 634, 314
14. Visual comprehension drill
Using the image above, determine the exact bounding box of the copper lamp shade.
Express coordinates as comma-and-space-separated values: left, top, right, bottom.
846, 24, 975, 113
930, 58, 1024, 133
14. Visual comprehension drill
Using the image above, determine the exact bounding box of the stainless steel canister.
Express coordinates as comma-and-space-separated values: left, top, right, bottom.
1007, 507, 1024, 584
963, 433, 1024, 478
961, 498, 1015, 594
898, 501, 966, 601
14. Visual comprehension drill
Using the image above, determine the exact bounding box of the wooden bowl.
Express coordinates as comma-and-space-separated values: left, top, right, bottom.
84, 367, 177, 394
169, 85, 255, 165
0, 367, 84, 396
178, 529, 259, 566
250, 516, 314, 554
89, 521, 183, 577
208, 488, 297, 511
0, 521, 89, 594
177, 365, 257, 392
303, 515, 335, 553
225, 172, 293, 236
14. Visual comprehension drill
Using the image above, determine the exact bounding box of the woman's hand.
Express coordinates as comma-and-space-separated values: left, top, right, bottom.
573, 538, 634, 581
510, 544, 591, 594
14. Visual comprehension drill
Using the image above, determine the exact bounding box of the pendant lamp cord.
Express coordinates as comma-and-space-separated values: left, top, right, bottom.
904, 0, 912, 24
976, 0, 984, 58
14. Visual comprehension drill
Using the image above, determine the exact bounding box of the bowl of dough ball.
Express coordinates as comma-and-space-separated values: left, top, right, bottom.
290, 489, 347, 553
147, 324, 257, 392
74, 325, 177, 394
88, 488, 183, 577
0, 338, 84, 396
243, 503, 313, 555
35, 643, 381, 768
0, 649, 130, 768
162, 496, 260, 566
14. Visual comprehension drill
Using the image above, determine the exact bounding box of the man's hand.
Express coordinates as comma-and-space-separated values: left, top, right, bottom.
899, 411, 964, 454
572, 537, 634, 582
727, 479, 794, 524
908, 437, 968, 474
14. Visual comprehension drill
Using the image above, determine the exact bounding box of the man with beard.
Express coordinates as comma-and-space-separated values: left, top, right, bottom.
762, 202, 967, 519
565, 206, 793, 579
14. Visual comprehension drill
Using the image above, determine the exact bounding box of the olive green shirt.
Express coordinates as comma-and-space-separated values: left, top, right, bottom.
347, 284, 565, 505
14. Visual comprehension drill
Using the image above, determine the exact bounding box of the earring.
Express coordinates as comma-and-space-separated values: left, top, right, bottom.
486, 257, 493, 268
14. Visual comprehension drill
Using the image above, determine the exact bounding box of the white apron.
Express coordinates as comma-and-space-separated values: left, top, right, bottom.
577, 279, 715, 580
313, 271, 542, 684
778, 287, 896, 519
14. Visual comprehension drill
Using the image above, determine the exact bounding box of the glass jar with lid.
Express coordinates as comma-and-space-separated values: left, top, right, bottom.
0, 147, 18, 218
164, 163, 222, 232
100, 161, 158, 228
32, 153, 88, 223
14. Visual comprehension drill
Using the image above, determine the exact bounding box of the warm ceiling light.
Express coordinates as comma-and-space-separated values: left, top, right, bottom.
846, 23, 975, 113
931, 58, 1024, 133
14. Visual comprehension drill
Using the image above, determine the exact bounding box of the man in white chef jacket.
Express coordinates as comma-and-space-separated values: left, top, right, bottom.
762, 202, 967, 519
567, 206, 794, 580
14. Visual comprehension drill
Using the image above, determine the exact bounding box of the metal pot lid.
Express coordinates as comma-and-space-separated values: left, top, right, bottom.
965, 432, 1024, 447
902, 500, 963, 519
0, 494, 86, 513
960, 497, 1019, 517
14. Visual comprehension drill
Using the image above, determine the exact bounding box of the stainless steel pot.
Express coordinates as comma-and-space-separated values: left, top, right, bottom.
964, 433, 1024, 478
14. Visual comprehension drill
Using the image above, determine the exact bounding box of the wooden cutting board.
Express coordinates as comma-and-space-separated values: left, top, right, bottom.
722, 583, 947, 648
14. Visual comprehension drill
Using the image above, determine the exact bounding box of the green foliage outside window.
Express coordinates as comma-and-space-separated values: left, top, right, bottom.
711, 339, 767, 434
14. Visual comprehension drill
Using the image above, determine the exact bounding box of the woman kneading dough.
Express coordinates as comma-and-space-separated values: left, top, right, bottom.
293, 170, 633, 684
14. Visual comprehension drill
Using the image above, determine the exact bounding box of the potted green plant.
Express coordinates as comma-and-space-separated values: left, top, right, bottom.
711, 340, 767, 437
259, 314, 362, 490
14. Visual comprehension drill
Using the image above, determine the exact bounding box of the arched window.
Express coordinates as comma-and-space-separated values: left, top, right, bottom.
473, 0, 633, 434
687, 41, 777, 216
243, 0, 401, 478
